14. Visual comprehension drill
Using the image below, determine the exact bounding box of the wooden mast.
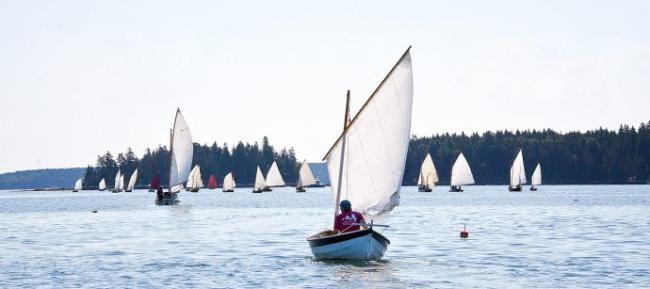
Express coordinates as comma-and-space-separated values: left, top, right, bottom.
333, 90, 350, 229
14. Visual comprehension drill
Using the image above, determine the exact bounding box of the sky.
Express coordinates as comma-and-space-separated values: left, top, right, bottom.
1, 0, 649, 173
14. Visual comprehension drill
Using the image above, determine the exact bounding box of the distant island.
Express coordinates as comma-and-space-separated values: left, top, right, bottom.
1, 121, 647, 190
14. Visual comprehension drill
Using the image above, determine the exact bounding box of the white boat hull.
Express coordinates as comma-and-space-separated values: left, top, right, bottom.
307, 228, 389, 261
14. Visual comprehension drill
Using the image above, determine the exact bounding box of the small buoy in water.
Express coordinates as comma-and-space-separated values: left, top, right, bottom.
91, 210, 98, 213
460, 224, 469, 239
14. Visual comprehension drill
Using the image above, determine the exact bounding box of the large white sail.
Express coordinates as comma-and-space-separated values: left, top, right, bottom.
254, 166, 267, 191
266, 161, 286, 187
74, 178, 83, 191
450, 153, 475, 186
324, 48, 413, 216
510, 149, 527, 187
169, 109, 193, 192
127, 169, 138, 191
223, 172, 236, 190
98, 179, 106, 190
114, 170, 122, 191
298, 162, 317, 188
531, 163, 542, 186
417, 154, 438, 189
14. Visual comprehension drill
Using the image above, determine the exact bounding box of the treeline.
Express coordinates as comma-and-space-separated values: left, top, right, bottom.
83, 137, 298, 189
404, 121, 650, 185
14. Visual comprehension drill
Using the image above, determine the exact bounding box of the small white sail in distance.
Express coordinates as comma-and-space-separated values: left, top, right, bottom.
114, 170, 122, 191
99, 179, 106, 190
510, 149, 526, 187
223, 172, 236, 190
254, 166, 267, 191
187, 165, 204, 189
531, 163, 542, 186
324, 47, 414, 216
169, 108, 193, 193
74, 178, 83, 191
265, 161, 286, 187
451, 153, 475, 186
119, 174, 125, 191
417, 154, 438, 189
298, 162, 317, 188
127, 169, 138, 191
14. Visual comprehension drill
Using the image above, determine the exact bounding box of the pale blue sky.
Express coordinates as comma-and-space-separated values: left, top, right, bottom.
1, 0, 648, 172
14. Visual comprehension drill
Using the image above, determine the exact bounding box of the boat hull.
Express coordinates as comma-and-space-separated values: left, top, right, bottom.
418, 186, 432, 192
296, 187, 306, 193
222, 189, 234, 192
449, 186, 463, 192
252, 189, 263, 193
155, 193, 179, 205
307, 228, 389, 261
509, 186, 522, 192
72, 190, 79, 192
530, 186, 538, 191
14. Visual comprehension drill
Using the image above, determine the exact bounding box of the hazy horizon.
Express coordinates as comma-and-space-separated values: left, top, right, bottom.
2, 0, 649, 173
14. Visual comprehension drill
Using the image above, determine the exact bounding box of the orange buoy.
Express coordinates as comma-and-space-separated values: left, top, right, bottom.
460, 224, 469, 239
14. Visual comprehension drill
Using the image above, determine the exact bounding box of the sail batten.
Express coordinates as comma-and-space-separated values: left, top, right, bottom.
451, 153, 475, 186
325, 48, 413, 217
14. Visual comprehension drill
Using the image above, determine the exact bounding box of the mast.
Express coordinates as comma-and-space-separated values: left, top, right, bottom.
333, 90, 350, 229
168, 126, 173, 190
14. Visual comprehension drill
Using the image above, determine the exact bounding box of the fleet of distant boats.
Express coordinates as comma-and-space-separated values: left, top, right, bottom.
65, 46, 544, 262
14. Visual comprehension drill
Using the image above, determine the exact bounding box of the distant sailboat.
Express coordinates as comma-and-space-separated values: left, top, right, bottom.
222, 172, 236, 192
530, 163, 541, 191
73, 178, 82, 192
308, 47, 413, 261
112, 170, 123, 193
149, 173, 160, 192
186, 165, 204, 192
252, 166, 267, 193
266, 161, 285, 188
296, 161, 317, 192
417, 153, 438, 192
125, 169, 138, 192
98, 178, 106, 191
449, 153, 474, 192
156, 108, 193, 205
509, 149, 526, 192
208, 175, 217, 189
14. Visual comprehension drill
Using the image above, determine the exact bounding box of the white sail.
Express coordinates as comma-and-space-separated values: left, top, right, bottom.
98, 179, 106, 190
531, 163, 542, 186
223, 172, 236, 190
127, 169, 138, 191
325, 48, 413, 216
417, 154, 438, 189
266, 161, 286, 187
114, 170, 122, 191
74, 178, 82, 191
451, 153, 475, 186
510, 149, 527, 187
298, 162, 317, 188
254, 166, 267, 190
187, 165, 204, 189
119, 174, 125, 191
169, 109, 193, 192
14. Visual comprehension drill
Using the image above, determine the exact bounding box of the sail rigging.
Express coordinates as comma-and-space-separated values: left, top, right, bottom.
324, 47, 413, 217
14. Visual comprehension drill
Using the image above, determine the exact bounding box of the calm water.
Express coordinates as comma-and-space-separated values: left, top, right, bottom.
1, 185, 649, 288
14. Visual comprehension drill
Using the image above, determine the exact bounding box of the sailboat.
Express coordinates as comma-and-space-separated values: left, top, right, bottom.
148, 173, 160, 192
98, 178, 106, 191
156, 108, 193, 205
530, 163, 541, 191
112, 170, 123, 193
252, 166, 267, 193
222, 172, 236, 192
307, 47, 413, 261
417, 153, 438, 192
73, 178, 82, 192
125, 169, 138, 192
449, 153, 474, 192
186, 165, 204, 192
208, 175, 217, 189
265, 161, 285, 188
296, 161, 317, 192
509, 149, 526, 192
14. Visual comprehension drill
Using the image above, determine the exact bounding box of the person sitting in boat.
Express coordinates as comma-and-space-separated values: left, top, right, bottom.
334, 200, 366, 233
156, 186, 163, 200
